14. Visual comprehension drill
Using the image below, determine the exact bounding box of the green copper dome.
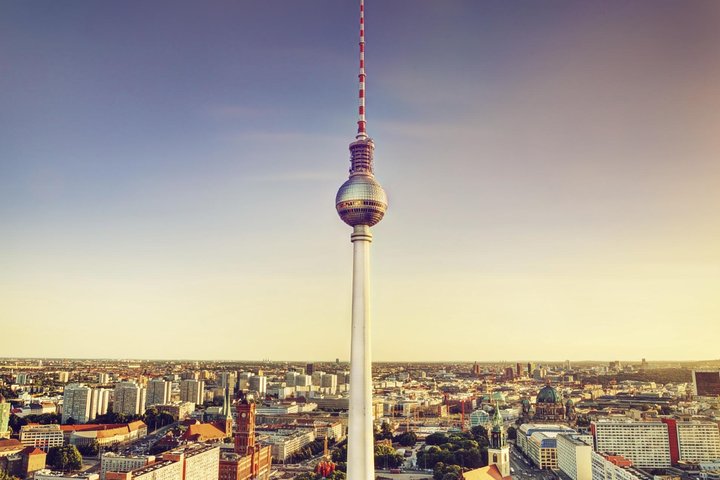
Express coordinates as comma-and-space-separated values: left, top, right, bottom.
536, 385, 561, 404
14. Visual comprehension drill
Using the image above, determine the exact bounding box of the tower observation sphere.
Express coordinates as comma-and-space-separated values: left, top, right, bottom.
336, 138, 388, 227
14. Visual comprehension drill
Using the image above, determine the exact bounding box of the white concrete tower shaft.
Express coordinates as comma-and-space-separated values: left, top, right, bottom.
348, 225, 374, 480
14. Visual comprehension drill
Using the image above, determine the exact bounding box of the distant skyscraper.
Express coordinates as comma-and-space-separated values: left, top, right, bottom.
62, 383, 92, 424
248, 376, 266, 396
334, 2, 388, 479
180, 379, 205, 405
691, 370, 720, 397
114, 382, 146, 416
146, 378, 172, 408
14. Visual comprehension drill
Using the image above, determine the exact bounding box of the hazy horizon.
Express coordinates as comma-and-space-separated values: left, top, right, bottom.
2, 1, 719, 361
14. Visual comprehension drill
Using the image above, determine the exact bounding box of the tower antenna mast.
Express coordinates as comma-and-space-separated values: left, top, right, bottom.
357, 0, 367, 139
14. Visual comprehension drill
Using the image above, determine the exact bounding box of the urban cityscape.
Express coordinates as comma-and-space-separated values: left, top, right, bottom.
1, 359, 720, 480
2, 2, 718, 480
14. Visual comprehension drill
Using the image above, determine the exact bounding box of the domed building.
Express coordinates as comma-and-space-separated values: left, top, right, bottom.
534, 384, 565, 422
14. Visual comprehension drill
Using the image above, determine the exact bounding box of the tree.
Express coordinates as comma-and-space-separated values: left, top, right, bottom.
394, 431, 417, 447
47, 445, 83, 471
374, 444, 403, 469
0, 470, 21, 480
506, 426, 517, 441
434, 463, 462, 480
426, 433, 450, 446
375, 421, 393, 441
76, 441, 99, 457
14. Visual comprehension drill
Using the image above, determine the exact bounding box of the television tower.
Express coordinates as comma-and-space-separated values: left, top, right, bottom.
335, 1, 388, 479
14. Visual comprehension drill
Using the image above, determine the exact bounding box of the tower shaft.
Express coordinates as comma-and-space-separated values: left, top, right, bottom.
347, 225, 374, 480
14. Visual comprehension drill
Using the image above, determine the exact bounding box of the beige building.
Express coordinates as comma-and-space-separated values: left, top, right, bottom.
114, 383, 146, 416
557, 434, 592, 480
592, 420, 671, 468
676, 421, 720, 462
19, 425, 65, 452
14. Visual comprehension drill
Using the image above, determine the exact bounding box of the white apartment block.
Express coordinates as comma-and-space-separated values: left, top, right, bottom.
591, 452, 644, 480
164, 444, 219, 480
128, 460, 182, 480
557, 434, 592, 480
179, 380, 205, 405
91, 388, 110, 419
676, 421, 720, 462
114, 382, 146, 416
592, 420, 671, 468
145, 379, 171, 408
19, 424, 64, 452
100, 453, 155, 480
63, 384, 92, 424
262, 429, 316, 463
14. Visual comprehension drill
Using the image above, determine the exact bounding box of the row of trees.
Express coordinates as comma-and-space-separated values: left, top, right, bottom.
331, 441, 404, 470
286, 438, 326, 463
8, 413, 62, 433
295, 471, 346, 480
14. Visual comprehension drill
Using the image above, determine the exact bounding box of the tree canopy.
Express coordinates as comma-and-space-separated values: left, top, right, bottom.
47, 445, 83, 471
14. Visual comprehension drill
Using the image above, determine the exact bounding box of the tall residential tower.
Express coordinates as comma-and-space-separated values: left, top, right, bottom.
335, 1, 388, 479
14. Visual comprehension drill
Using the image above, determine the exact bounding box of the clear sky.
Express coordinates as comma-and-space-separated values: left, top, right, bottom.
1, 1, 718, 362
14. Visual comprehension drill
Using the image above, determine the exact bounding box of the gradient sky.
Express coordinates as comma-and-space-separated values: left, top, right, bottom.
2, 1, 719, 362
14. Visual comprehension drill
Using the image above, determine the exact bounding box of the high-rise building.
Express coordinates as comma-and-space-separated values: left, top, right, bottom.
527, 363, 536, 377
91, 388, 110, 418
334, 3, 389, 479
219, 372, 237, 391
305, 364, 314, 375
285, 372, 298, 387
557, 434, 592, 480
180, 379, 205, 405
145, 378, 171, 408
591, 452, 642, 480
57, 372, 70, 383
592, 420, 671, 467
163, 444, 220, 480
62, 383, 92, 424
691, 370, 720, 397
321, 374, 338, 393
248, 376, 266, 396
661, 418, 720, 463
114, 382, 146, 416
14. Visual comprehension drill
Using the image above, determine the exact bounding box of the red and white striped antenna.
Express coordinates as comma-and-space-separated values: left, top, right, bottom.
356, 0, 367, 139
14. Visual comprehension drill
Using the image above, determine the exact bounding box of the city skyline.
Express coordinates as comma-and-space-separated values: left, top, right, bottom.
2, 0, 719, 361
